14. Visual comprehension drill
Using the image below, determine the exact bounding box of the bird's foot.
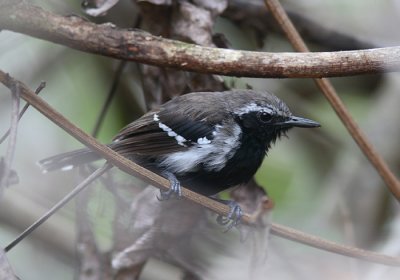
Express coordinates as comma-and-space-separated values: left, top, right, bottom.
157, 171, 182, 201
214, 199, 243, 232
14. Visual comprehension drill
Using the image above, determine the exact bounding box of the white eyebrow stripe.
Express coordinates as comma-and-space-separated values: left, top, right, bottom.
235, 102, 274, 115
153, 113, 188, 146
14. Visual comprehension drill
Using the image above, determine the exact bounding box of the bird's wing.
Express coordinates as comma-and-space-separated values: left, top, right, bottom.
111, 108, 217, 156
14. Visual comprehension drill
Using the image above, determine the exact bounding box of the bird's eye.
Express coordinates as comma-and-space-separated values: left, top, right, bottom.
258, 112, 273, 123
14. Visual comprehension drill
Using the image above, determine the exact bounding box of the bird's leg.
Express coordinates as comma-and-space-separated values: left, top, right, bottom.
157, 171, 182, 201
213, 198, 243, 231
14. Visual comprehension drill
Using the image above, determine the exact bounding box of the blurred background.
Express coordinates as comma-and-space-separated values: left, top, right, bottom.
1, 0, 400, 279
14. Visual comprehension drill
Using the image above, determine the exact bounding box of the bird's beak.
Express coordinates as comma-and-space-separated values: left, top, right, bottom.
278, 116, 320, 128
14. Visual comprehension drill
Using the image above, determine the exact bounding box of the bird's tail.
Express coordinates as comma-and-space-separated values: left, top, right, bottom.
37, 148, 102, 173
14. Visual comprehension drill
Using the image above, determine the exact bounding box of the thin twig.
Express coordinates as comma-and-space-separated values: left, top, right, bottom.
4, 163, 112, 252
0, 80, 20, 190
92, 61, 126, 138
1, 71, 400, 266
0, 81, 45, 145
264, 0, 400, 200
1, 1, 400, 78
270, 224, 400, 266
75, 166, 106, 279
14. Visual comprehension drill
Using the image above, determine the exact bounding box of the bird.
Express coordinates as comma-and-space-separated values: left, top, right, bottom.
38, 90, 320, 225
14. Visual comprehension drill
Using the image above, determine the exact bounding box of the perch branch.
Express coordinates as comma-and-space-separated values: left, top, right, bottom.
1, 1, 400, 78
1, 70, 400, 266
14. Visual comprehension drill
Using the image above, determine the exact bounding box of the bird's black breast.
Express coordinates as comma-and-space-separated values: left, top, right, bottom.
176, 132, 267, 196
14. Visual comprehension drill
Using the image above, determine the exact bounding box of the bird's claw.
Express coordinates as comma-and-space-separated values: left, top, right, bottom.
215, 200, 243, 232
157, 171, 182, 201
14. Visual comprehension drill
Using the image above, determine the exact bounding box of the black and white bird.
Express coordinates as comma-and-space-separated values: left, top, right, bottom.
39, 90, 319, 222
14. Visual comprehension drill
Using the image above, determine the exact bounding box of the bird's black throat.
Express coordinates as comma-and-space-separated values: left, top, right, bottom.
177, 123, 288, 196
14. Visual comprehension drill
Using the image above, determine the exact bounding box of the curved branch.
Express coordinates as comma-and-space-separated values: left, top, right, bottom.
1, 1, 400, 78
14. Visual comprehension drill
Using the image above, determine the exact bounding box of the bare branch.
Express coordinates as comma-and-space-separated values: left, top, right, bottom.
92, 61, 126, 138
264, 0, 400, 201
224, 0, 375, 51
1, 1, 400, 78
270, 224, 400, 266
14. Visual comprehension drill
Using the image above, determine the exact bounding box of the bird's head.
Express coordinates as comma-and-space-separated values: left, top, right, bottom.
229, 90, 320, 147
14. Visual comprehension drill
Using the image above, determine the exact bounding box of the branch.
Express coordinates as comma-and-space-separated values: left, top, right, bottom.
264, 0, 400, 201
1, 70, 400, 266
1, 1, 400, 78
224, 0, 375, 51
270, 223, 400, 266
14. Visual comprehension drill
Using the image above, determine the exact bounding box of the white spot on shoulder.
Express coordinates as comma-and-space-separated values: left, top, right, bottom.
153, 113, 160, 121
197, 137, 211, 144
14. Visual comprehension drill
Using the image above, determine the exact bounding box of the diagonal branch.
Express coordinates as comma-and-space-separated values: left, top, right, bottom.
1, 1, 400, 78
264, 0, 400, 200
224, 0, 375, 51
1, 70, 400, 266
